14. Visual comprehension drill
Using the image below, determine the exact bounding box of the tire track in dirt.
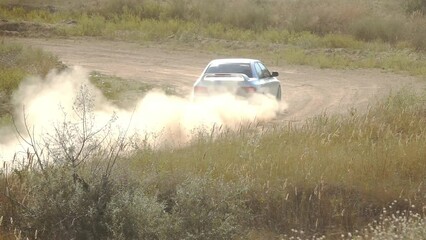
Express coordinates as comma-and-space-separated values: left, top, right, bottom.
12, 37, 425, 125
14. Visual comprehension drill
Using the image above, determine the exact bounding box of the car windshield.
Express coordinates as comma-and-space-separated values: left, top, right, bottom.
205, 63, 253, 78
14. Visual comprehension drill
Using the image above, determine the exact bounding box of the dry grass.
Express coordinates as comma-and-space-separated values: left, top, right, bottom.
1, 0, 426, 51
126, 89, 426, 237
0, 85, 425, 238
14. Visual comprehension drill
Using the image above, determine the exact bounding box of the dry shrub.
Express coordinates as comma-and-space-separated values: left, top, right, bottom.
0, 86, 252, 239
3, 0, 426, 52
220, 0, 271, 30
160, 0, 274, 30
281, 0, 367, 34
170, 176, 252, 239
350, 15, 407, 44
407, 13, 426, 50
406, 0, 426, 15
0, 86, 132, 239
245, 183, 393, 236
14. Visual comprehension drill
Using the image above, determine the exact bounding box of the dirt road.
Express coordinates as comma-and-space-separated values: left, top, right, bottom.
12, 37, 425, 124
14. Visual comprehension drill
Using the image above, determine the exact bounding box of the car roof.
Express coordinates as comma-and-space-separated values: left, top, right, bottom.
208, 58, 259, 65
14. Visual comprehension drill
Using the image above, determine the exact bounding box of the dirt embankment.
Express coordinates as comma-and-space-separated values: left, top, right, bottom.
8, 37, 425, 124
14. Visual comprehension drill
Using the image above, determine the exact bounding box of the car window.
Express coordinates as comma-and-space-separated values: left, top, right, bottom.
258, 62, 272, 78
254, 63, 263, 78
206, 63, 253, 78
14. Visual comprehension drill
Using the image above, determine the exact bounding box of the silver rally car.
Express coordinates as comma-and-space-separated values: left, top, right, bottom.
193, 58, 282, 100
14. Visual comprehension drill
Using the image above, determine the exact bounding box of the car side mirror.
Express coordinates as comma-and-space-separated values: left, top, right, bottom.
271, 72, 279, 77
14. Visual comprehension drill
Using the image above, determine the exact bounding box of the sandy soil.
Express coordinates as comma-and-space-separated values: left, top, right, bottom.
11, 37, 425, 124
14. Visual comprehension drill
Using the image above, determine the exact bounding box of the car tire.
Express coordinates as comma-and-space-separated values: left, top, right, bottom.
276, 86, 282, 101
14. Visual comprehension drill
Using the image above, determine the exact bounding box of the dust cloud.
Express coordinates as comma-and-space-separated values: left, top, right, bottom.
0, 67, 287, 162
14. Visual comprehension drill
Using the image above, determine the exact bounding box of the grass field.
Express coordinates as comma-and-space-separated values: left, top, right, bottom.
1, 0, 426, 78
1, 87, 425, 239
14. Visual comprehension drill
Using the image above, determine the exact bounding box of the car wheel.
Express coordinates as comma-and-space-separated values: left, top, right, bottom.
276, 86, 282, 101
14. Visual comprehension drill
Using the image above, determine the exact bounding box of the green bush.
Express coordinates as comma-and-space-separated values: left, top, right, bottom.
0, 41, 59, 78
0, 68, 26, 95
0, 42, 60, 117
105, 188, 174, 239
170, 176, 251, 239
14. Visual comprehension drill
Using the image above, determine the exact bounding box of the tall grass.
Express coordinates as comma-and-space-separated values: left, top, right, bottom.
125, 89, 426, 237
2, 1, 426, 77
2, 0, 426, 51
73, 0, 426, 51
281, 48, 426, 75
1, 89, 424, 238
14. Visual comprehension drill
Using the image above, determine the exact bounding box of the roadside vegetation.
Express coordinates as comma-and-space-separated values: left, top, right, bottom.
0, 40, 60, 126
1, 87, 425, 239
1, 0, 426, 77
0, 41, 59, 95
0, 41, 164, 125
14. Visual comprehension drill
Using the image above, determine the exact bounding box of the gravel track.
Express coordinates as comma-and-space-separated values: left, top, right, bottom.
12, 37, 425, 124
